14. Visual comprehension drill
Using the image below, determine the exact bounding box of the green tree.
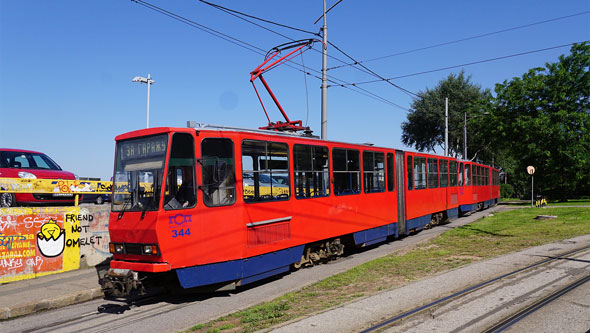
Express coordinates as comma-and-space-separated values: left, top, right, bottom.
488, 42, 590, 200
401, 71, 494, 160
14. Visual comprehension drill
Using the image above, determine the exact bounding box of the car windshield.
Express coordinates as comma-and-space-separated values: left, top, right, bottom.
0, 151, 61, 170
112, 134, 168, 212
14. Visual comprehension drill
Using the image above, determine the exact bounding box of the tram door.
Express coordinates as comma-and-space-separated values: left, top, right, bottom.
395, 150, 406, 236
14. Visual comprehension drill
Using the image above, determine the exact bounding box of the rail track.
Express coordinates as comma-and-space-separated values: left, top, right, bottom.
362, 244, 590, 332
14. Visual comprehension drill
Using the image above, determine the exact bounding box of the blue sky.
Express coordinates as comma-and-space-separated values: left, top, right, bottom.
1, 1, 588, 180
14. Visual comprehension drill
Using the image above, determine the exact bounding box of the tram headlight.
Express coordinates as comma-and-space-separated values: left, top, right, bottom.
143, 245, 158, 255
109, 243, 124, 254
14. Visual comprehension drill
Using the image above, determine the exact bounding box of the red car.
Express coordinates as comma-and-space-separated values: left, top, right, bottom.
0, 148, 77, 207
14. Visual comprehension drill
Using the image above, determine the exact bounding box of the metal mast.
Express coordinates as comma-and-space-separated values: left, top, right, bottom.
321, 0, 328, 140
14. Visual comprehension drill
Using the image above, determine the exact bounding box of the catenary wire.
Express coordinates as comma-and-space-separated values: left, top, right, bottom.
133, 0, 408, 110
337, 42, 587, 87
328, 41, 418, 97
198, 0, 319, 36
329, 11, 590, 70
313, 0, 344, 25
196, 0, 379, 80
196, 0, 416, 99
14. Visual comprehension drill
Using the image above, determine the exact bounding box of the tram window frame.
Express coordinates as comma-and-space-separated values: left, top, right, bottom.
164, 133, 197, 211
293, 144, 330, 199
387, 153, 394, 192
363, 151, 385, 193
458, 162, 464, 186
427, 158, 439, 189
414, 156, 427, 190
201, 138, 236, 207
475, 165, 482, 186
465, 164, 471, 186
449, 160, 458, 187
407, 155, 413, 191
241, 140, 290, 203
332, 148, 361, 196
440, 159, 449, 188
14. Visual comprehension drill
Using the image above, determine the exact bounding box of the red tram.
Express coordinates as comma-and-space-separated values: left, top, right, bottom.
102, 125, 500, 296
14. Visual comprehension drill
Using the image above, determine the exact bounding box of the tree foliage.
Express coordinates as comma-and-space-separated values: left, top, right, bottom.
401, 71, 493, 159
400, 43, 589, 200
487, 42, 590, 200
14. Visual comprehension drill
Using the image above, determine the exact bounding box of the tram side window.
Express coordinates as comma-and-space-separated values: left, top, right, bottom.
242, 140, 290, 202
333, 148, 360, 195
363, 151, 385, 193
465, 164, 471, 186
387, 153, 394, 192
414, 157, 427, 190
458, 163, 464, 186
440, 159, 449, 188
164, 133, 196, 210
407, 156, 413, 191
201, 138, 236, 207
428, 158, 439, 188
293, 144, 330, 199
449, 160, 458, 187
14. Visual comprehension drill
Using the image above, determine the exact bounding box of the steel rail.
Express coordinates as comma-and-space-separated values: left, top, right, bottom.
361, 244, 590, 333
484, 273, 590, 333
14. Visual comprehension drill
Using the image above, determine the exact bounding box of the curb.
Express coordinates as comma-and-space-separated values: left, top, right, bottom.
0, 287, 103, 320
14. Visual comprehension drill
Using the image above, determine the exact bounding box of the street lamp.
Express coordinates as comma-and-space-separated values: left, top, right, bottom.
463, 111, 489, 160
132, 74, 155, 128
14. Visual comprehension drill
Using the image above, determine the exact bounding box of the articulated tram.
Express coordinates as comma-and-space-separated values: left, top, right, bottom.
102, 125, 499, 296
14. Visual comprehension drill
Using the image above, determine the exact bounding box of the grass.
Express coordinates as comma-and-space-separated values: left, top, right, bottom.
187, 207, 590, 333
547, 198, 590, 206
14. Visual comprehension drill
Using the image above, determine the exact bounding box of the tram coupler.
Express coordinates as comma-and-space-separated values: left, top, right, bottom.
101, 268, 146, 298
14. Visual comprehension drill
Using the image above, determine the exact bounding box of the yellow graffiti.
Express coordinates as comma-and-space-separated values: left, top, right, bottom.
38, 220, 64, 241
0, 178, 113, 194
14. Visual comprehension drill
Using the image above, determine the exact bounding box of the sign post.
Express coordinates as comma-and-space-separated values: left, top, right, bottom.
527, 166, 535, 207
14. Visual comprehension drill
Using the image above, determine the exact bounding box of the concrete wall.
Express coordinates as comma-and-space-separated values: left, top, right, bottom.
78, 206, 111, 267
0, 205, 112, 283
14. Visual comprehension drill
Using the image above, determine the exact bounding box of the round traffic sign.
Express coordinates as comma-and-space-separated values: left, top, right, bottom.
527, 166, 535, 175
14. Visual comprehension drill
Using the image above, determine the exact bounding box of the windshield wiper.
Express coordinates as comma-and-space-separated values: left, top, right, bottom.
140, 197, 152, 219
117, 195, 132, 220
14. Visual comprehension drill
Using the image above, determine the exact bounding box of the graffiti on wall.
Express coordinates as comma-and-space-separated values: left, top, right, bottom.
0, 205, 113, 283
0, 207, 81, 283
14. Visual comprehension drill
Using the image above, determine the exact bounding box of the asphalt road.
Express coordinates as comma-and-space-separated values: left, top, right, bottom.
2, 207, 505, 333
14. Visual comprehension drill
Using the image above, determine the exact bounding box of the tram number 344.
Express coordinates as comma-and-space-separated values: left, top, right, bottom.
172, 228, 191, 238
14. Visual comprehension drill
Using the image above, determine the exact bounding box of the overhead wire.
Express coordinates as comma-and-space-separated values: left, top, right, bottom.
132, 0, 266, 56
336, 42, 587, 87
196, 0, 377, 79
196, 0, 415, 104
132, 0, 407, 110
329, 11, 590, 70
198, 0, 320, 36
328, 41, 418, 98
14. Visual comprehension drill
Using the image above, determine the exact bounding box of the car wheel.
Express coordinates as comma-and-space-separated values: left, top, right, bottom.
96, 196, 104, 205
0, 193, 16, 207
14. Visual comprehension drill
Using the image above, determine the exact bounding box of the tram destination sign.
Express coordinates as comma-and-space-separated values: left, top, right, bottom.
119, 135, 167, 161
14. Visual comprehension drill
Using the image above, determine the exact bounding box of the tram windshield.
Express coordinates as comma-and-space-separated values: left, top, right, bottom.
112, 134, 168, 213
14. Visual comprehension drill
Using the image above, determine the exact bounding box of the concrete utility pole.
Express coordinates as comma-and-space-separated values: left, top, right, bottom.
321, 0, 328, 140
445, 97, 449, 156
